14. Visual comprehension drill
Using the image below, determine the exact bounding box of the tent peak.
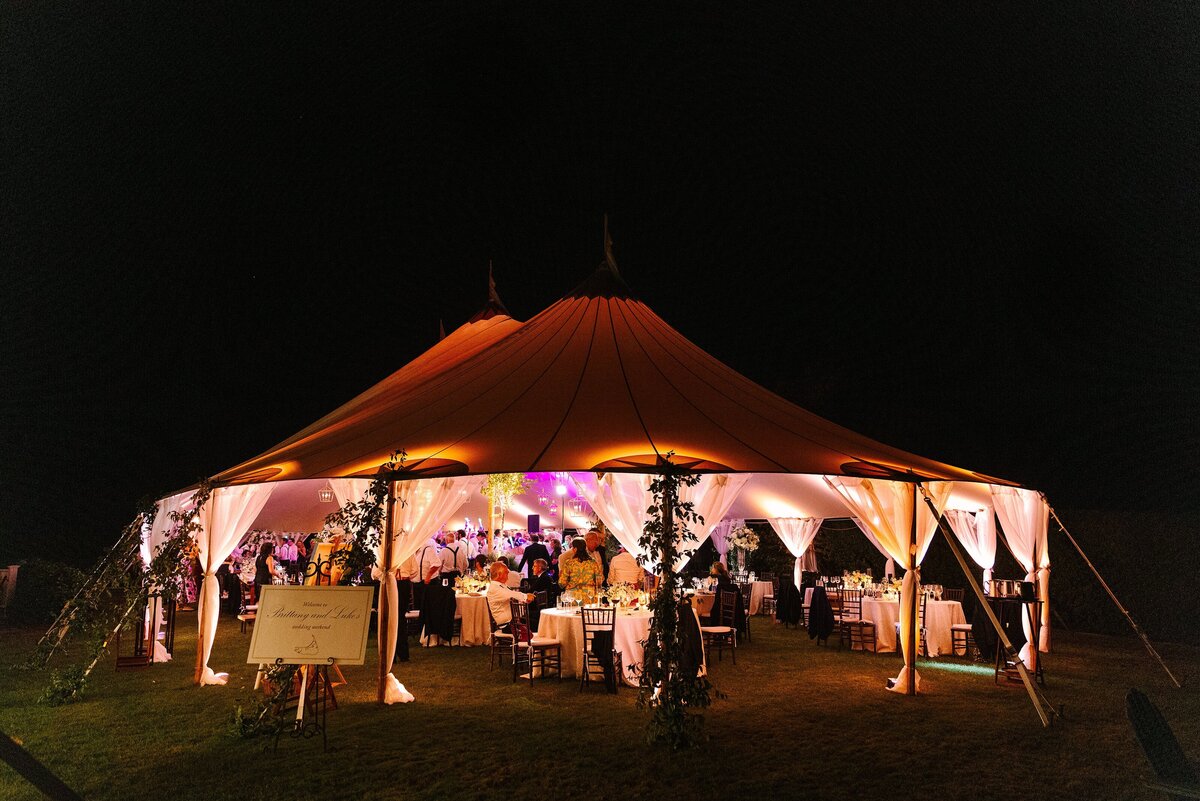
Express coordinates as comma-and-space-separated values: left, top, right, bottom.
564, 216, 636, 300
467, 261, 513, 322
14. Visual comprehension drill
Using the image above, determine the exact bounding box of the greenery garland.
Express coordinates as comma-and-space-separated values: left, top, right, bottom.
636, 459, 720, 749
322, 451, 406, 583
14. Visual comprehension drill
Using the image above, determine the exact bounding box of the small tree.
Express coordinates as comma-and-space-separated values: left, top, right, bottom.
636, 461, 718, 748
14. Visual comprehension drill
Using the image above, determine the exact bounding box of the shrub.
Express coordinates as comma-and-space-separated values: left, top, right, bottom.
6, 558, 87, 626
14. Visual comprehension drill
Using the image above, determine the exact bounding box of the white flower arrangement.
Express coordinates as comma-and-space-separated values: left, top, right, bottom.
603, 582, 641, 607
454, 575, 488, 594
726, 525, 760, 552
844, 570, 872, 589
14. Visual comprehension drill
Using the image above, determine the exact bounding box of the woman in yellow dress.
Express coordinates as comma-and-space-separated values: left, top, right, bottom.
558, 537, 603, 602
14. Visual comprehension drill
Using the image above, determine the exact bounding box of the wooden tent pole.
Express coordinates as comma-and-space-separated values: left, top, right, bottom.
906, 484, 918, 696
1043, 499, 1181, 689
377, 481, 397, 704
917, 484, 1055, 727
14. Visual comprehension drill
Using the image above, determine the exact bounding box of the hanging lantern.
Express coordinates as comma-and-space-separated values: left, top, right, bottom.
318, 484, 335, 503
569, 497, 586, 515
548, 502, 559, 516
537, 491, 549, 507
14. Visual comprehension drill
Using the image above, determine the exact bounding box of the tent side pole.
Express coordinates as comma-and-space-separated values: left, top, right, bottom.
1044, 501, 1181, 689
918, 485, 1054, 727
906, 484, 918, 696
377, 481, 397, 704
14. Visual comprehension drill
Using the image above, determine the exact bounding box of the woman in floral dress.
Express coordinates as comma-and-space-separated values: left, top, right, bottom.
558, 537, 603, 601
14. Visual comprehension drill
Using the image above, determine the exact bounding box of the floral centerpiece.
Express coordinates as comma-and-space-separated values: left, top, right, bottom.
603, 582, 642, 608
725, 525, 759, 575
454, 575, 488, 594
844, 570, 872, 589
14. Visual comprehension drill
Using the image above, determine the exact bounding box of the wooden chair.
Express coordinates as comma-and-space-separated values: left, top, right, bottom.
737, 582, 753, 642
838, 588, 877, 652
700, 590, 738, 664
943, 588, 965, 603
761, 576, 778, 617
1126, 688, 1200, 799
509, 599, 561, 685
237, 582, 258, 633
580, 606, 619, 693
893, 592, 929, 657
486, 601, 513, 669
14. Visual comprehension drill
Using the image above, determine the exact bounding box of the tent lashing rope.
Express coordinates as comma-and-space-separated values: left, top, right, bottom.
1042, 498, 1181, 690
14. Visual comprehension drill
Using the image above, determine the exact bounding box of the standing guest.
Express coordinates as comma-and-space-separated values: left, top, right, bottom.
548, 538, 562, 580
607, 545, 644, 586
472, 532, 490, 560
585, 529, 610, 583
254, 542, 280, 601
393, 551, 421, 663
411, 537, 441, 612
559, 537, 603, 599
517, 533, 551, 579
439, 530, 469, 581
486, 562, 534, 632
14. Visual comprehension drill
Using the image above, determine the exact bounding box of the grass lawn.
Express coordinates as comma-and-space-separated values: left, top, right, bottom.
1, 612, 1197, 801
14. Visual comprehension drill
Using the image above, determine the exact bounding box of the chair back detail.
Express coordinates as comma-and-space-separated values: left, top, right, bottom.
509, 600, 534, 643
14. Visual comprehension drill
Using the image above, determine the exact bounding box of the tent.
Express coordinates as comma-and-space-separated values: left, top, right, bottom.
164, 249, 1052, 701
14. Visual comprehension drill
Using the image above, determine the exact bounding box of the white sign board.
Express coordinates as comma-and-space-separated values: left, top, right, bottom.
247, 585, 374, 666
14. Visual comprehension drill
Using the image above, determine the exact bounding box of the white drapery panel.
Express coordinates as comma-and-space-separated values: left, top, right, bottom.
850, 519, 896, 579
573, 473, 749, 573
379, 475, 483, 704
825, 477, 950, 694
991, 486, 1051, 664
767, 518, 823, 590
944, 508, 997, 588
710, 519, 739, 566
330, 478, 372, 524
142, 492, 192, 663
196, 484, 275, 686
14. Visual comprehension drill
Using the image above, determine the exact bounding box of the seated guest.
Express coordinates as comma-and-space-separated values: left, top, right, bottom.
607, 545, 644, 586
559, 537, 603, 600
470, 554, 489, 580
486, 561, 534, 632
529, 558, 557, 604
708, 561, 745, 631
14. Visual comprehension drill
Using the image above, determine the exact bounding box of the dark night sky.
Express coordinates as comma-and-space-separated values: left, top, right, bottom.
2, 3, 1198, 566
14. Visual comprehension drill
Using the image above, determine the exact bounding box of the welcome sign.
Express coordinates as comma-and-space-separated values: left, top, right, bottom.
247, 585, 374, 665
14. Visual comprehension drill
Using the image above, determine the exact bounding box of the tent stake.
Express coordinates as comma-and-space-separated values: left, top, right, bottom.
1043, 499, 1181, 689
917, 483, 1056, 728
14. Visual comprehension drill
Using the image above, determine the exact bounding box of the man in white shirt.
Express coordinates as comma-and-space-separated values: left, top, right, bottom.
607, 546, 644, 587
439, 530, 469, 579
486, 561, 534, 631
411, 537, 441, 612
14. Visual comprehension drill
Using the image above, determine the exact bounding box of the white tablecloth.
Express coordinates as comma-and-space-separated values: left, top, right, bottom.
692, 592, 716, 617
858, 598, 966, 656
422, 593, 490, 647
748, 580, 773, 614
537, 608, 652, 685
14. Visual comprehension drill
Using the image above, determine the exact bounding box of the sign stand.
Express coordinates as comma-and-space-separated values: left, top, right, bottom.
273, 657, 334, 752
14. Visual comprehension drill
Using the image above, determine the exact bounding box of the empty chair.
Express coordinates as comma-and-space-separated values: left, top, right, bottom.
509, 599, 562, 685
486, 602, 513, 669
761, 575, 779, 617
700, 590, 738, 664
838, 587, 877, 653
893, 592, 929, 657
943, 588, 965, 603
580, 606, 620, 693
737, 582, 753, 642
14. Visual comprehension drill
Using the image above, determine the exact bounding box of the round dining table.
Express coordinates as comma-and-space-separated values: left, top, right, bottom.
421, 592, 490, 647
747, 580, 773, 614
858, 597, 966, 656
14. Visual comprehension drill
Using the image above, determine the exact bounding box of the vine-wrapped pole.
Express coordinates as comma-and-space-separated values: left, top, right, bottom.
905, 483, 918, 696
377, 480, 397, 704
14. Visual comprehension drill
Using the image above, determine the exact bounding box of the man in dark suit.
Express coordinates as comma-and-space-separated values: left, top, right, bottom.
527, 558, 557, 630
517, 533, 551, 578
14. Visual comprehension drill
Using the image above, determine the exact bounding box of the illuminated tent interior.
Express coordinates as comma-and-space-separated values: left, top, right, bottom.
159, 246, 1051, 703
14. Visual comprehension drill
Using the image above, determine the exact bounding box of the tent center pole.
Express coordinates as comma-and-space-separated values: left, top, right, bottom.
377, 481, 397, 704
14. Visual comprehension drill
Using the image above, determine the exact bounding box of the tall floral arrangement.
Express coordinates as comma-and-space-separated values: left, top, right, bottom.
725, 524, 759, 574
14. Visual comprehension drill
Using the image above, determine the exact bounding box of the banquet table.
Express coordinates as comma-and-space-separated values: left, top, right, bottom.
747, 580, 773, 615
537, 607, 706, 685
857, 597, 966, 656
422, 592, 490, 647
691, 592, 716, 618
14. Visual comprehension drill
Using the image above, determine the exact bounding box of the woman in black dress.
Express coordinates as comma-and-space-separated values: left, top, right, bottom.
253, 542, 279, 601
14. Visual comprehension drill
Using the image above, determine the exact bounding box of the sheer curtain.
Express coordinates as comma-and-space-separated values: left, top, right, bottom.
710, 519, 740, 566
991, 486, 1050, 665
767, 518, 823, 590
196, 484, 275, 686
142, 492, 191, 663
825, 477, 949, 694
573, 473, 748, 573
944, 508, 997, 588
850, 519, 896, 579
377, 475, 483, 703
